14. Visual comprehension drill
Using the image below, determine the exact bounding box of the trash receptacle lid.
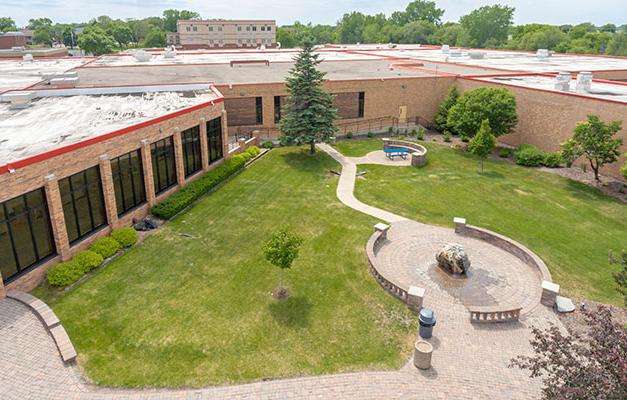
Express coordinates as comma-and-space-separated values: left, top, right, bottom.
419, 308, 436, 324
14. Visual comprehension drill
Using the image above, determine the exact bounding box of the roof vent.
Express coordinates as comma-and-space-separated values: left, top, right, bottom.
441, 44, 450, 53
469, 51, 486, 59
22, 53, 33, 62
536, 49, 551, 59
554, 72, 571, 91
576, 72, 593, 92
163, 46, 177, 59
1, 91, 35, 109
131, 50, 152, 62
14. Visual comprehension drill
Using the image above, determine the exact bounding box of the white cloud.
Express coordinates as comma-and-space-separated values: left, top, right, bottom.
4, 0, 625, 27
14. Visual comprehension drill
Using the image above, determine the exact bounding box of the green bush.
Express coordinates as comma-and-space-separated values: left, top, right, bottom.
416, 128, 425, 140
90, 237, 121, 258
499, 148, 513, 158
387, 126, 394, 135
112, 227, 137, 248
461, 136, 470, 143
246, 146, 261, 158
367, 131, 375, 138
262, 141, 274, 149
345, 132, 353, 139
47, 260, 83, 287
542, 152, 562, 168
514, 144, 545, 167
410, 129, 417, 136
443, 131, 452, 142
73, 250, 104, 273
151, 156, 246, 219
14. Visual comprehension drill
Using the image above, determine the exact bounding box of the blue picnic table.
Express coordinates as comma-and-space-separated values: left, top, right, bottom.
384, 147, 409, 160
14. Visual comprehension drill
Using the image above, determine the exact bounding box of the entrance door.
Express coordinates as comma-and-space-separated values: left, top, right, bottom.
399, 105, 407, 123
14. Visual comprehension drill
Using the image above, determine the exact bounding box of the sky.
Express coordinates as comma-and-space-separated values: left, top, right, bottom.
3, 0, 626, 28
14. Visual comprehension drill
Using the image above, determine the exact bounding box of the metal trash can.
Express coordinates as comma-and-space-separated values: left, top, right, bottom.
419, 308, 436, 338
413, 340, 433, 370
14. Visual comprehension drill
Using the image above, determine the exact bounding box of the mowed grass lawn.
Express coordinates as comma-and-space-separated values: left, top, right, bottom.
42, 147, 416, 388
334, 138, 626, 305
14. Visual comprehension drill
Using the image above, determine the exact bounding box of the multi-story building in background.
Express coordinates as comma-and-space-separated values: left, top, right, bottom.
167, 19, 277, 49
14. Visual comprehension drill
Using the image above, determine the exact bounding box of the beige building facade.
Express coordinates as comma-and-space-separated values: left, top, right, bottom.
171, 19, 276, 49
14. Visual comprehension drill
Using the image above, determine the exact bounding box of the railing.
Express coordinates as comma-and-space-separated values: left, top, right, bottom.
366, 228, 409, 303
469, 306, 522, 323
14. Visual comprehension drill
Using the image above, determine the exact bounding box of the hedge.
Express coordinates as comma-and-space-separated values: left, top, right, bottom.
151, 155, 247, 219
514, 144, 562, 168
47, 250, 104, 287
112, 227, 137, 247
90, 237, 121, 259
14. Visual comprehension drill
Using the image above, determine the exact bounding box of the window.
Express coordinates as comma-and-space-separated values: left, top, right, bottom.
252, 26, 257, 31
274, 96, 283, 123
358, 92, 365, 118
192, 26, 197, 32
209, 26, 213, 32
0, 188, 55, 283
151, 136, 177, 194
237, 26, 242, 31
206, 117, 223, 164
111, 150, 146, 216
261, 26, 265, 31
186, 27, 191, 32
181, 126, 202, 177
246, 26, 250, 31
59, 167, 107, 244
267, 26, 272, 31
255, 97, 263, 124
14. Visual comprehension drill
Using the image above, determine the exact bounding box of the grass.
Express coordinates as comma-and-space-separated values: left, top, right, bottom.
334, 138, 626, 305
35, 147, 416, 388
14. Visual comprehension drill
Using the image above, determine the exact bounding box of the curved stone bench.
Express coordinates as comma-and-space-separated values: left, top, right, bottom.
382, 138, 427, 167
468, 306, 522, 323
366, 224, 410, 303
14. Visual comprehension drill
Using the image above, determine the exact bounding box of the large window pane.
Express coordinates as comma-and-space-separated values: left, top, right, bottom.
182, 126, 201, 177
60, 167, 107, 244
151, 136, 177, 194
207, 117, 223, 164
111, 150, 146, 215
0, 187, 56, 283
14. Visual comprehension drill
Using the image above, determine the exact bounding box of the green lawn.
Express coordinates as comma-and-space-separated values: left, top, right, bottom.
334, 138, 626, 305
38, 147, 415, 388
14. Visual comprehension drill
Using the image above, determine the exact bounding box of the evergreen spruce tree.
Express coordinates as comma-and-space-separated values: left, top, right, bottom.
280, 38, 338, 154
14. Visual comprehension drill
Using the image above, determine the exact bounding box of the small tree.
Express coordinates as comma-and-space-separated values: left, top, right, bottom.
620, 154, 627, 179
468, 119, 496, 172
263, 229, 303, 299
434, 86, 459, 132
560, 115, 623, 182
511, 307, 627, 400
279, 38, 338, 154
447, 87, 517, 139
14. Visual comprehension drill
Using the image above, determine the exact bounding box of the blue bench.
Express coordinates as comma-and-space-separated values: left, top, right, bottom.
384, 147, 409, 160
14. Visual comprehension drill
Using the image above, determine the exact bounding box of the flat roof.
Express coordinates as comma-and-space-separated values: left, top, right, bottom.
469, 74, 627, 104
0, 57, 90, 93
0, 84, 220, 167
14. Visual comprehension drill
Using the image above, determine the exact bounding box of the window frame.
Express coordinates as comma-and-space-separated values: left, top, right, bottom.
358, 91, 365, 118
150, 136, 178, 194
110, 149, 146, 216
181, 126, 202, 177
255, 96, 263, 125
206, 117, 224, 164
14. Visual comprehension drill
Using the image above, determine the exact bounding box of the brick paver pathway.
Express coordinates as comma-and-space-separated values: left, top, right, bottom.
0, 144, 562, 399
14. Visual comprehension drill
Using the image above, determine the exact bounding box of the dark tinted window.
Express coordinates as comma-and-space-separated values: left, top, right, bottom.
111, 149, 146, 215
206, 117, 223, 164
151, 136, 177, 194
181, 126, 202, 177
255, 97, 263, 124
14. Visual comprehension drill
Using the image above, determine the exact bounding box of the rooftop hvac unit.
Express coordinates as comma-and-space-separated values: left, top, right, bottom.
50, 77, 79, 88
22, 53, 33, 62
554, 72, 571, 91
163, 46, 177, 58
1, 91, 35, 109
131, 50, 152, 62
536, 49, 551, 59
576, 72, 593, 92
469, 51, 486, 59
441, 44, 450, 53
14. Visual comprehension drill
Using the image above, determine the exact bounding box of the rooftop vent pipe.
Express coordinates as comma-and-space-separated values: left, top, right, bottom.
575, 72, 593, 92
536, 49, 551, 59
22, 53, 33, 62
554, 72, 571, 91
441, 44, 450, 53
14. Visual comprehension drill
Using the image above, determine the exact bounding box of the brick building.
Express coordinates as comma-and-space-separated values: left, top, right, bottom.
0, 31, 27, 49
168, 19, 276, 49
0, 45, 626, 293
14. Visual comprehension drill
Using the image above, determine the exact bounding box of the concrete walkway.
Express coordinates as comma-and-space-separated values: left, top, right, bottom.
0, 144, 559, 399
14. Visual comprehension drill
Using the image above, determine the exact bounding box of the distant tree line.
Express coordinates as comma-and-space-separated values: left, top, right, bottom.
1, 2, 625, 56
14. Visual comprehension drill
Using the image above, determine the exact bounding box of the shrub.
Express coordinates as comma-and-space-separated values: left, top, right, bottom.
410, 129, 417, 136
367, 131, 375, 138
112, 227, 137, 248
151, 156, 246, 219
90, 237, 121, 259
447, 87, 517, 138
514, 144, 545, 167
73, 250, 104, 273
345, 132, 353, 139
499, 148, 513, 158
387, 126, 394, 135
461, 136, 470, 143
443, 131, 452, 142
262, 141, 274, 149
246, 146, 261, 158
416, 128, 425, 140
47, 260, 83, 287
542, 152, 562, 168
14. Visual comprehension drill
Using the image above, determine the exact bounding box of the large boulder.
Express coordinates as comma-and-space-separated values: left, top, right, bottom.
436, 243, 470, 275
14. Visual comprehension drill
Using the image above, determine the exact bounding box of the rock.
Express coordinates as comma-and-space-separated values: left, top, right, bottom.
555, 296, 575, 313
436, 243, 470, 275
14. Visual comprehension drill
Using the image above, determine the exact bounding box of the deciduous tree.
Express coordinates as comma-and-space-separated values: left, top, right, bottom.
459, 5, 515, 47
77, 26, 116, 56
468, 119, 496, 172
560, 115, 623, 182
263, 228, 303, 299
433, 86, 459, 131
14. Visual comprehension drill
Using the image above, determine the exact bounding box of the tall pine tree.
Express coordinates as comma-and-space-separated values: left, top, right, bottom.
280, 39, 338, 154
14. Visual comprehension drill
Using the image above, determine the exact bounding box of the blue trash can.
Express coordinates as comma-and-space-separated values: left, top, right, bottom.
419, 308, 436, 338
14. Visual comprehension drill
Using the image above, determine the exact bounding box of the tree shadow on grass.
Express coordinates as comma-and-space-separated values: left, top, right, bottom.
280, 149, 329, 173
563, 179, 612, 204
268, 295, 312, 329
